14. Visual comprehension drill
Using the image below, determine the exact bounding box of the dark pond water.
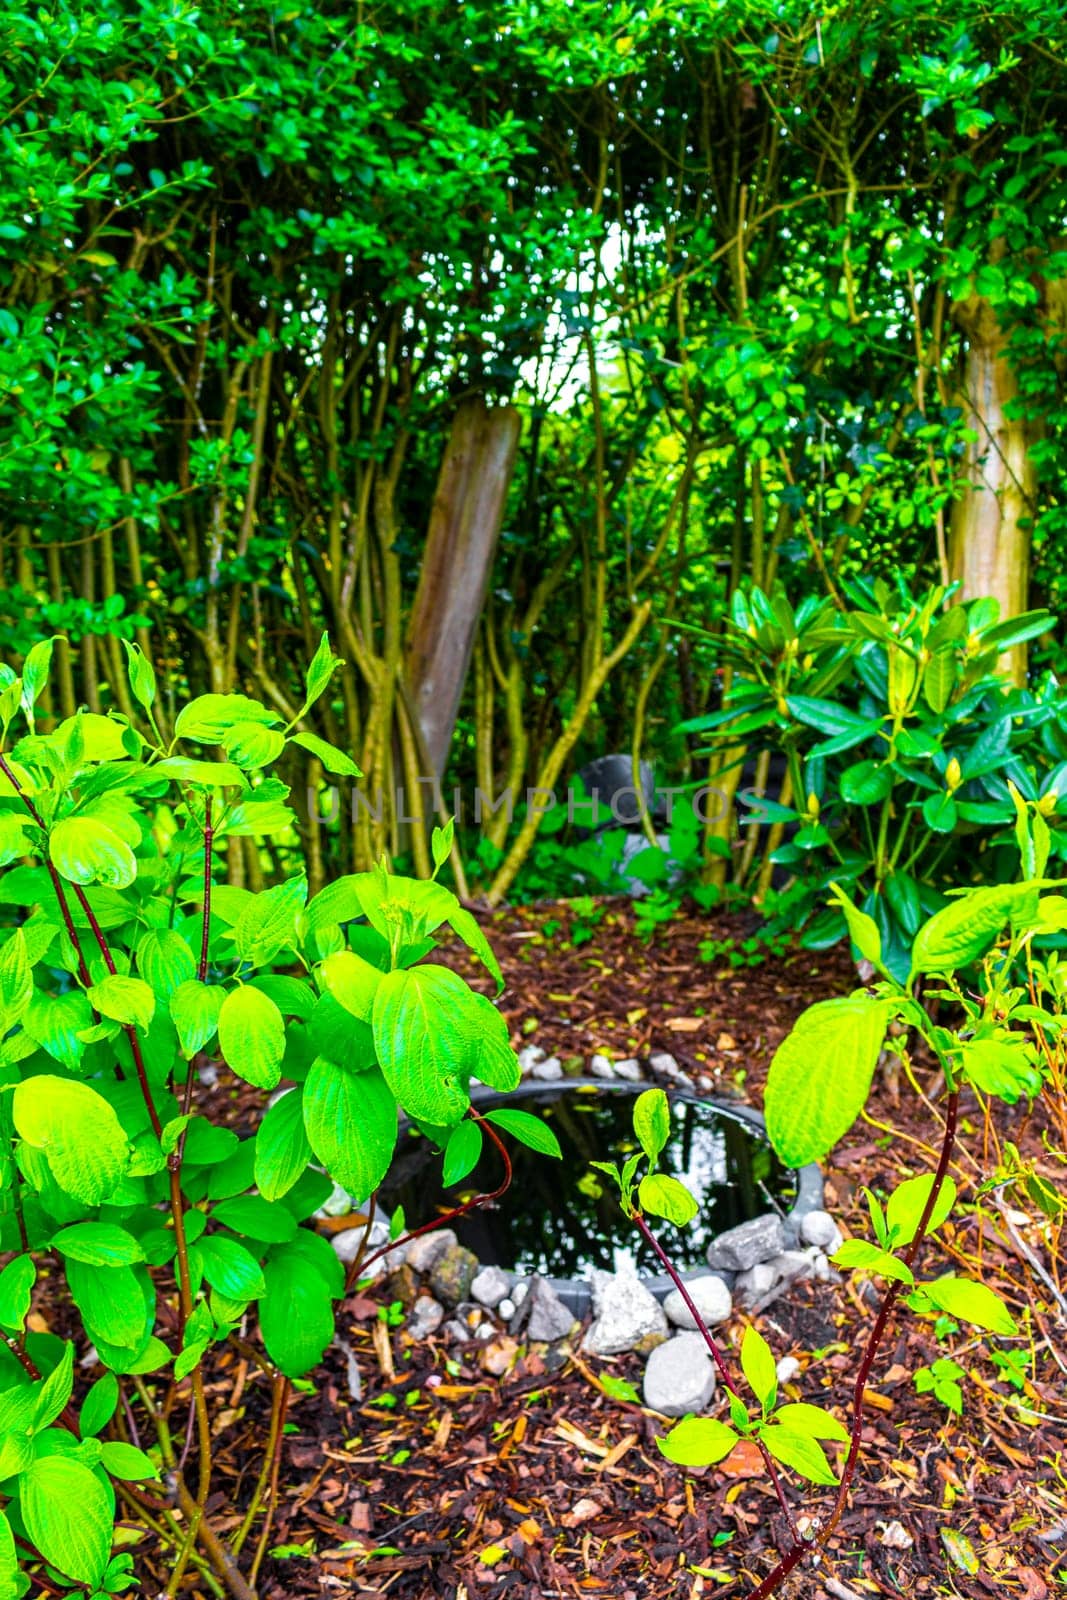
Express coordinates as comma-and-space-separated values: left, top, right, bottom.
378, 1082, 796, 1280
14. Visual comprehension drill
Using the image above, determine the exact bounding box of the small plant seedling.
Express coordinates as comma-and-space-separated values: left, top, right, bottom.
914, 1358, 966, 1415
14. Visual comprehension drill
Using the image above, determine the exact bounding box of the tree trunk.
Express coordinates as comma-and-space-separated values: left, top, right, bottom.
405, 398, 521, 782
948, 290, 1034, 683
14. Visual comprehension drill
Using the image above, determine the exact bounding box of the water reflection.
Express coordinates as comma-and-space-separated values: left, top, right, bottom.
378, 1085, 796, 1279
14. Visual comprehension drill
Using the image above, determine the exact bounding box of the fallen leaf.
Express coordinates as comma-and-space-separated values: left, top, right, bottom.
941, 1528, 980, 1574
716, 1032, 737, 1050
479, 1543, 509, 1566
666, 1016, 703, 1032
719, 1439, 765, 1479
1012, 1567, 1049, 1600
563, 1498, 604, 1528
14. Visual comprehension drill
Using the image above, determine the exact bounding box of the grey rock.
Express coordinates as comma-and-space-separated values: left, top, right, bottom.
649, 1051, 682, 1078
643, 1333, 717, 1417
735, 1250, 814, 1312
405, 1228, 457, 1275
407, 1297, 445, 1338
518, 1043, 546, 1073
778, 1214, 801, 1249
613, 1057, 643, 1082
799, 1209, 842, 1252
316, 1181, 358, 1219
429, 1244, 479, 1307
525, 1277, 578, 1342
471, 1265, 511, 1309
531, 1056, 564, 1082
497, 1296, 516, 1321
663, 1275, 732, 1331
590, 1053, 615, 1079
583, 1271, 669, 1357
733, 1262, 776, 1306
706, 1214, 785, 1273
444, 1318, 471, 1343
575, 755, 657, 827
330, 1226, 367, 1266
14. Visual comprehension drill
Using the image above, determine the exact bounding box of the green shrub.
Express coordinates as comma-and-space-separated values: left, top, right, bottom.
685, 579, 1064, 977
0, 637, 536, 1596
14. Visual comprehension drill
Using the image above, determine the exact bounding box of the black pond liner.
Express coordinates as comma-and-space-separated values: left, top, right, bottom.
378, 1079, 824, 1316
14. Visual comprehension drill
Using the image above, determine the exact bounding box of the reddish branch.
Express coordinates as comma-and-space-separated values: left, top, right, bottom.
634, 1213, 801, 1544
346, 1107, 514, 1293
743, 1089, 961, 1599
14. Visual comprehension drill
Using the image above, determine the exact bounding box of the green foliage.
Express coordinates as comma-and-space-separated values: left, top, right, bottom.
914, 1357, 966, 1416
687, 581, 1067, 976
0, 642, 543, 1594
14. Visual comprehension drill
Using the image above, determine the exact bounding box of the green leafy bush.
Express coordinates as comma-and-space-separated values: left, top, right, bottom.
595, 813, 1060, 1596
685, 580, 1064, 976
0, 638, 532, 1595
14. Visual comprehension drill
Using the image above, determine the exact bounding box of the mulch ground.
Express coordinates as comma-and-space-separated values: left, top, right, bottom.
211, 904, 1066, 1600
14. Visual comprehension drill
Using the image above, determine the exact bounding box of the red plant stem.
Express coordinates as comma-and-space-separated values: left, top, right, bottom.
346, 1108, 514, 1293
632, 1211, 801, 1544
0, 751, 163, 1135
741, 1089, 961, 1600
67, 881, 164, 1140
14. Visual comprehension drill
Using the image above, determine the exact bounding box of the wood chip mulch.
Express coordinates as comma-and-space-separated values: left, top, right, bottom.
206, 904, 1067, 1600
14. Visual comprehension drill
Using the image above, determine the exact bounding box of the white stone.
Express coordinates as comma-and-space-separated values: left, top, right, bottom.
799, 1210, 842, 1252
775, 1355, 801, 1384
812, 1251, 837, 1283
198, 1062, 219, 1088
331, 1227, 366, 1265
590, 1053, 615, 1079
531, 1056, 564, 1081
405, 1229, 457, 1274
316, 1181, 358, 1219
518, 1043, 546, 1073
583, 1271, 668, 1356
511, 1280, 529, 1307
471, 1265, 511, 1309
497, 1297, 516, 1320
663, 1275, 732, 1331
649, 1051, 682, 1078
407, 1297, 445, 1338
613, 1058, 643, 1082
643, 1333, 717, 1417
